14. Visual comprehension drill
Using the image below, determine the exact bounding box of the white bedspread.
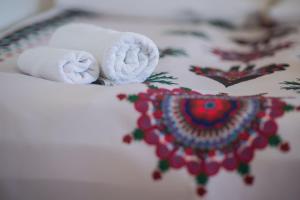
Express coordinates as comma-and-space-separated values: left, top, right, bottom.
0, 8, 300, 200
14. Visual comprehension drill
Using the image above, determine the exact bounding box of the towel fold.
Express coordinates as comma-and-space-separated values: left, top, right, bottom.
49, 23, 159, 85
17, 47, 99, 84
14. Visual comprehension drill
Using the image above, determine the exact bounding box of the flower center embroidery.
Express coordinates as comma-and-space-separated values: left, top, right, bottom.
162, 95, 260, 150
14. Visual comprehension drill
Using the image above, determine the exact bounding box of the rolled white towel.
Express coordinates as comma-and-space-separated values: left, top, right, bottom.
49, 23, 159, 85
17, 47, 99, 84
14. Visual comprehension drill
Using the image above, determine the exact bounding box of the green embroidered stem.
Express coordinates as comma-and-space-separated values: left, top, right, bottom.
159, 48, 188, 58
208, 19, 236, 30
148, 85, 159, 89
145, 72, 178, 85
165, 30, 208, 39
280, 78, 300, 93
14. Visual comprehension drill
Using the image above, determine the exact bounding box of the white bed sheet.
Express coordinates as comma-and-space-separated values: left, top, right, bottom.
0, 8, 300, 200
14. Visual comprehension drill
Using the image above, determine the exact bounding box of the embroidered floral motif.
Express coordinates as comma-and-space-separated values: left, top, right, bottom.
212, 26, 296, 64
145, 72, 178, 85
91, 72, 178, 86
233, 27, 297, 48
119, 87, 298, 198
190, 63, 289, 87
0, 9, 95, 63
165, 30, 208, 39
281, 78, 300, 94
159, 48, 188, 58
212, 42, 293, 63
175, 11, 235, 30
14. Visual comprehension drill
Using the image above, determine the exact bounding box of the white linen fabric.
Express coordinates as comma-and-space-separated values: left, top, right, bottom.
17, 46, 99, 84
49, 23, 159, 85
0, 74, 195, 200
1, 8, 300, 200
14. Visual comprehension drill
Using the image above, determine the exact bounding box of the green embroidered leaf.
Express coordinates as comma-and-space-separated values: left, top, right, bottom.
280, 78, 300, 93
147, 85, 159, 89
133, 129, 144, 140
180, 87, 192, 91
165, 30, 208, 39
127, 95, 139, 102
158, 160, 170, 172
269, 135, 281, 146
196, 173, 208, 185
284, 104, 295, 112
208, 19, 236, 30
159, 48, 188, 58
145, 72, 178, 85
238, 163, 250, 175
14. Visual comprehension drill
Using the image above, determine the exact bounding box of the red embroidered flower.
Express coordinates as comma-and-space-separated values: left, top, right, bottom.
119, 87, 298, 198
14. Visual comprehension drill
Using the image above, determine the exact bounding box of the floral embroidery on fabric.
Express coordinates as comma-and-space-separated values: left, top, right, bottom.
211, 26, 296, 64
207, 19, 236, 30
159, 48, 188, 58
281, 78, 300, 94
175, 11, 236, 30
212, 42, 293, 63
118, 87, 298, 197
0, 9, 95, 63
91, 72, 179, 86
232, 26, 297, 48
165, 30, 208, 39
145, 72, 178, 85
190, 63, 289, 87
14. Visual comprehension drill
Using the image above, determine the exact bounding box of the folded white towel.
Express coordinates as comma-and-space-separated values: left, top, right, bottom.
49, 23, 159, 85
17, 47, 99, 84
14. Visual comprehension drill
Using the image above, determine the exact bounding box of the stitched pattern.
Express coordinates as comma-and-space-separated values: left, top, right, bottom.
119, 87, 299, 197
0, 9, 95, 63
190, 63, 289, 87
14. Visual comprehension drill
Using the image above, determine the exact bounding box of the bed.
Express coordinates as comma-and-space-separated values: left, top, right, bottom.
0, 6, 300, 200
